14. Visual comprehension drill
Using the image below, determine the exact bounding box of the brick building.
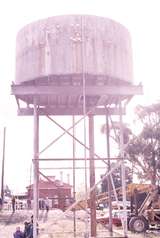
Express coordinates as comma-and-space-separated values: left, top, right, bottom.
26, 176, 72, 210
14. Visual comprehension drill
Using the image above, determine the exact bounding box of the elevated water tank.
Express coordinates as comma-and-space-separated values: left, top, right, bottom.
16, 15, 133, 86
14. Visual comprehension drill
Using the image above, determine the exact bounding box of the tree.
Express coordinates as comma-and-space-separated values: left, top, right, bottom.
101, 164, 133, 193
101, 121, 132, 145
125, 103, 160, 185
101, 103, 160, 185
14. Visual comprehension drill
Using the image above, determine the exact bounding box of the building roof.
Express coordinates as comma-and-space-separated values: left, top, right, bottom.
27, 177, 72, 190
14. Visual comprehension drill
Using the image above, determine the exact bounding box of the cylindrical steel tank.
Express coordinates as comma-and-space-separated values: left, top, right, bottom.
15, 15, 133, 86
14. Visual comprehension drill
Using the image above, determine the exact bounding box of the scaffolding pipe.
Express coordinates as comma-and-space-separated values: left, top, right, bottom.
119, 101, 127, 237
33, 98, 39, 238
1, 127, 6, 205
81, 15, 89, 238
72, 116, 76, 236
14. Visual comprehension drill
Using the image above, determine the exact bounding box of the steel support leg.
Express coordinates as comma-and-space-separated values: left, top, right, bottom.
72, 116, 76, 237
106, 113, 113, 233
89, 114, 96, 237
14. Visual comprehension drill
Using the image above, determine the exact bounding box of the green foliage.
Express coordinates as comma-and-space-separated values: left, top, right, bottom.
101, 164, 133, 192
101, 121, 132, 145
125, 103, 160, 185
100, 103, 160, 185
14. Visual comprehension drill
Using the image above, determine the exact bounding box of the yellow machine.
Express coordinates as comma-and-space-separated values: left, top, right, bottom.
127, 184, 160, 233
66, 183, 160, 233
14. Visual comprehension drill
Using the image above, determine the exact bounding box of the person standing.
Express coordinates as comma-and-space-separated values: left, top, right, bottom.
12, 196, 16, 212
23, 221, 30, 238
24, 221, 33, 238
27, 198, 31, 210
45, 197, 50, 212
24, 215, 38, 238
0, 197, 2, 211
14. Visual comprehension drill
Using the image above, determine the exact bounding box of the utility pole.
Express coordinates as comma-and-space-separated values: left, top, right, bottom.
1, 127, 6, 204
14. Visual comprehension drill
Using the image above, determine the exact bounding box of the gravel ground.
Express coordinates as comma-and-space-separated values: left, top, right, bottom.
1, 209, 160, 237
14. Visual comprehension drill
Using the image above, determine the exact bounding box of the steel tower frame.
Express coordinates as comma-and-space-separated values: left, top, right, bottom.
11, 82, 142, 238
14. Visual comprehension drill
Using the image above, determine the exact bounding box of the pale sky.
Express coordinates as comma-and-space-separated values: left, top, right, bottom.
0, 0, 160, 194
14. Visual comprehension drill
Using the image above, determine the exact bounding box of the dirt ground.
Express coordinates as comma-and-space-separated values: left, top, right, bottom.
1, 209, 160, 238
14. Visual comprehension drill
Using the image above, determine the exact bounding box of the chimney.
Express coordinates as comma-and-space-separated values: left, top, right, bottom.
60, 171, 63, 185
67, 173, 70, 185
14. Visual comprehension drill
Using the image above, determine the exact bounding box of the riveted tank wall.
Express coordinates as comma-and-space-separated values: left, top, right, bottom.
15, 15, 133, 86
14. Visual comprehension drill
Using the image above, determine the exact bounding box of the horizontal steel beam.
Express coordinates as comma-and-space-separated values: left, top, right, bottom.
17, 107, 125, 116
37, 158, 122, 161
39, 167, 108, 169
11, 84, 143, 96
